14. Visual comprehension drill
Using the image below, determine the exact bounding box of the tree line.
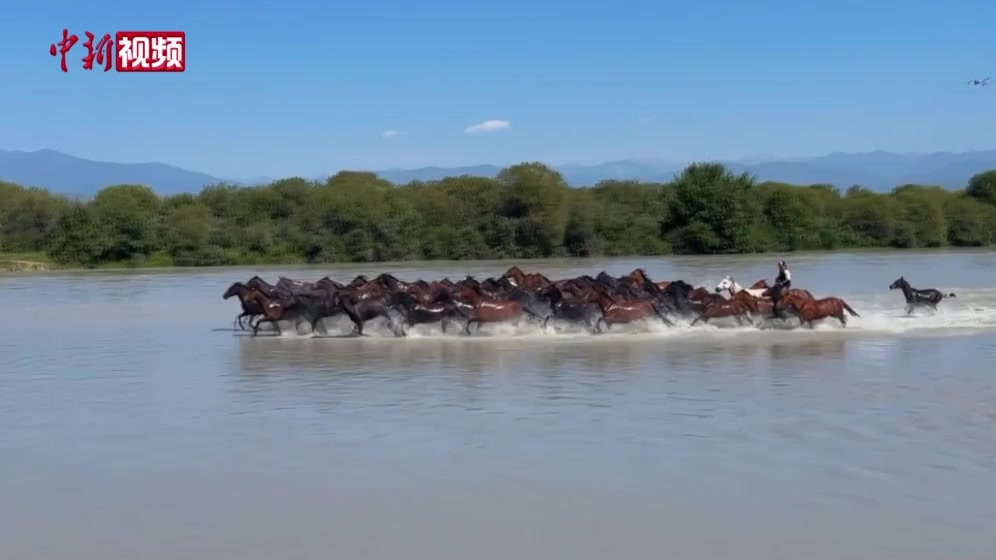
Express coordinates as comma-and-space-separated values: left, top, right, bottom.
1, 162, 995, 268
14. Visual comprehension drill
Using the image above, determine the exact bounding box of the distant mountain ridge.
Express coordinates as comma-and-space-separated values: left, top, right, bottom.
4, 148, 996, 196
373, 151, 996, 190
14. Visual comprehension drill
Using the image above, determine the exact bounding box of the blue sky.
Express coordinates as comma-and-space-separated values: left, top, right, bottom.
5, 0, 996, 179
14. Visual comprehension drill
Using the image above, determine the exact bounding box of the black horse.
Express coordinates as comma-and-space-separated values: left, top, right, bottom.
889, 276, 956, 314
333, 291, 403, 336
389, 291, 469, 334
537, 285, 602, 333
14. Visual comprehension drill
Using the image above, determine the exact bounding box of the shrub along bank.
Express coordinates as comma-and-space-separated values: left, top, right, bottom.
1, 162, 995, 268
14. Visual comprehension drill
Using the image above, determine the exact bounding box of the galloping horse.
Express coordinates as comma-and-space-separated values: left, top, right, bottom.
332, 291, 403, 336
538, 285, 602, 333
502, 266, 552, 291
454, 286, 541, 334
689, 298, 754, 327
749, 278, 770, 290
889, 276, 956, 314
778, 293, 860, 328
715, 275, 768, 298
584, 287, 674, 332
390, 291, 467, 334
238, 287, 308, 335
222, 282, 265, 330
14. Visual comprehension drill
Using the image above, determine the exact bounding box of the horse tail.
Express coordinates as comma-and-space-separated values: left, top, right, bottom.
841, 300, 860, 317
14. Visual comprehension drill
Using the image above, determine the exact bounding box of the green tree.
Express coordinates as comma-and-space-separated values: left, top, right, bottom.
47, 204, 109, 266
90, 184, 161, 263
966, 170, 996, 206
496, 163, 570, 257
945, 196, 992, 246
3, 161, 995, 268
666, 163, 769, 253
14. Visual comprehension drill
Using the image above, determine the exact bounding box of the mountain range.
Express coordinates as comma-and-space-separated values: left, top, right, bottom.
4, 148, 996, 197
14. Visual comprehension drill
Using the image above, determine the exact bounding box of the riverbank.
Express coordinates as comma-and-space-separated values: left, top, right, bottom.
0, 253, 53, 272
3, 246, 993, 275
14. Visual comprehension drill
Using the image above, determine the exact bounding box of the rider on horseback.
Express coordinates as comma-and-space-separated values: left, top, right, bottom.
772, 260, 792, 319
774, 260, 791, 291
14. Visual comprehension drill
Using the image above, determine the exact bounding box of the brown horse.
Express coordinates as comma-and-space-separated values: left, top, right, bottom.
779, 293, 860, 328
584, 288, 674, 332
749, 278, 769, 290
239, 288, 301, 335
689, 286, 726, 306
454, 286, 540, 334
502, 265, 551, 291
752, 279, 817, 301
689, 299, 754, 327
729, 290, 774, 317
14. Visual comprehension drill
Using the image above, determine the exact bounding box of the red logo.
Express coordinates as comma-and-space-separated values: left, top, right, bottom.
116, 31, 186, 72
49, 29, 185, 73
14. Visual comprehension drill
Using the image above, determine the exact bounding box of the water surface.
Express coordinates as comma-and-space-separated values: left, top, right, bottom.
3, 250, 996, 560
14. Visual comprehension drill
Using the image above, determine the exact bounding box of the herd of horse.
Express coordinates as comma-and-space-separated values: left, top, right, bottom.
220, 266, 953, 338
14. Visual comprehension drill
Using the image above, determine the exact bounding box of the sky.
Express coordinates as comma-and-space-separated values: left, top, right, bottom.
4, 0, 996, 180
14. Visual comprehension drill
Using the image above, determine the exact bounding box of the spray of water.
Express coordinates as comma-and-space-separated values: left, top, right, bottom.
256, 289, 996, 341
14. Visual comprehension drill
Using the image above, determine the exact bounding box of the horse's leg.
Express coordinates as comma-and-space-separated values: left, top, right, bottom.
653, 306, 675, 327
464, 319, 476, 335
594, 317, 606, 333
743, 313, 754, 325
381, 310, 401, 336
838, 314, 847, 327
252, 318, 270, 336
522, 307, 541, 323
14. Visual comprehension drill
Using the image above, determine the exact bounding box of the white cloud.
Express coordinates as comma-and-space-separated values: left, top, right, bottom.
382, 130, 401, 139
464, 119, 511, 134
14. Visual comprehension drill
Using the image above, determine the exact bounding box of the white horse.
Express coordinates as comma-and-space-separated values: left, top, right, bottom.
715, 275, 768, 298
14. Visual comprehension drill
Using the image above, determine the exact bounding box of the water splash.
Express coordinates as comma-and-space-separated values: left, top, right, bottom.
254, 290, 996, 342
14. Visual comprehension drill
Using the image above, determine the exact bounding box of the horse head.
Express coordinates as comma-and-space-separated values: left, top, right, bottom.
715, 275, 734, 294
627, 268, 650, 283
223, 282, 245, 299
749, 278, 770, 290
888, 277, 905, 290
503, 265, 525, 280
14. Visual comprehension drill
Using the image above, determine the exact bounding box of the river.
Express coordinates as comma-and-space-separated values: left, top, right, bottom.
2, 250, 996, 559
